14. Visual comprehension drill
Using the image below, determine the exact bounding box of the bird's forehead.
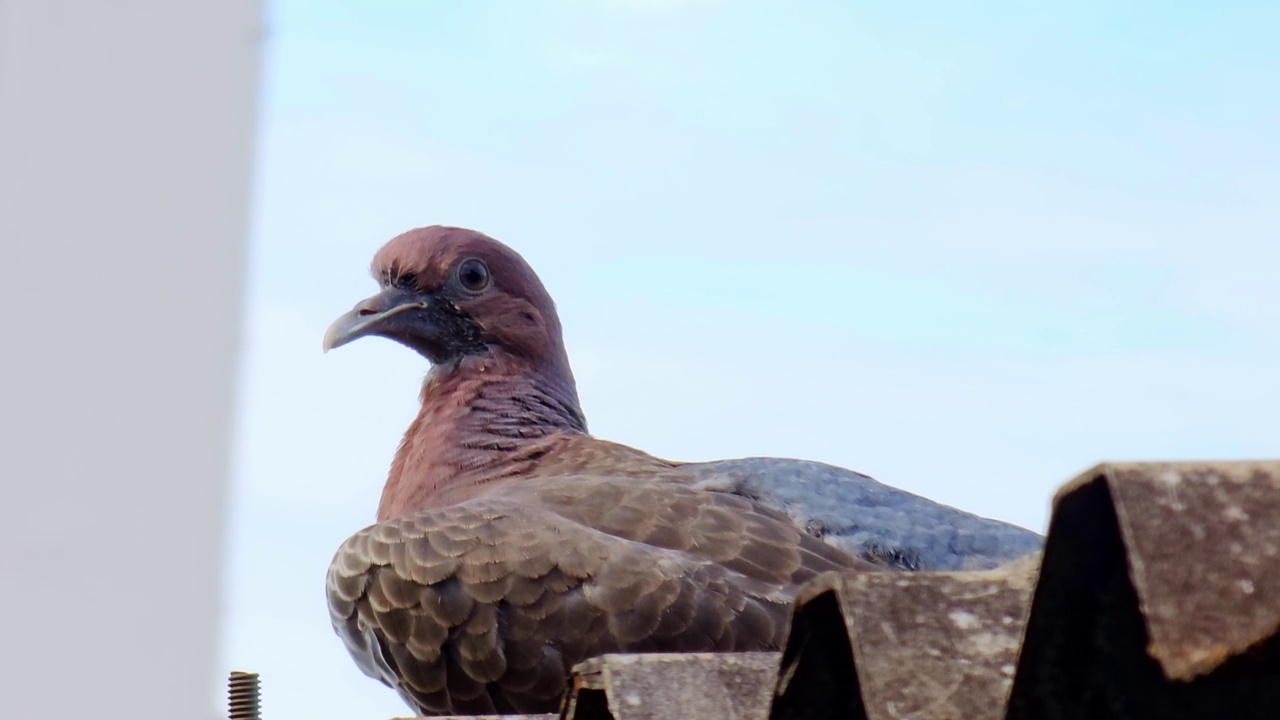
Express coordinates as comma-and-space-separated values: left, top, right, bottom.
370, 226, 497, 285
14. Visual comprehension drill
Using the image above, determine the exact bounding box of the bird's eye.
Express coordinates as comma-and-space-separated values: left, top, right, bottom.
396, 272, 417, 288
457, 258, 490, 292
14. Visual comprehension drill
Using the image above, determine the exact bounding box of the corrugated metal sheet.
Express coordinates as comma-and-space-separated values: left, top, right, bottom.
1007, 460, 1280, 720
562, 652, 780, 720
772, 555, 1037, 720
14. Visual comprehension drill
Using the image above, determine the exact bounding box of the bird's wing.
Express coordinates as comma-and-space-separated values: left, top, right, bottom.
682, 457, 1044, 571
326, 475, 863, 716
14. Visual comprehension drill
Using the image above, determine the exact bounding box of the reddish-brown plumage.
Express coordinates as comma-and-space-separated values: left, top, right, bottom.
324, 225, 872, 715
366, 227, 588, 520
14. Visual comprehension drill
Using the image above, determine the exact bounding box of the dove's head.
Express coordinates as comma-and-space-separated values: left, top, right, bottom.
323, 226, 569, 371
326, 227, 586, 519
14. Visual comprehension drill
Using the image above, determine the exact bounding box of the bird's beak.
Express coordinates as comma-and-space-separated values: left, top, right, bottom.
322, 287, 428, 353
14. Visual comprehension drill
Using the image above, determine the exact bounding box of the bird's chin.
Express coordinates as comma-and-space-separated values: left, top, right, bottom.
382, 333, 453, 363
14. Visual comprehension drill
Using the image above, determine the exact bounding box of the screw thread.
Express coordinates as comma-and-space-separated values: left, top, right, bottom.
228, 671, 261, 720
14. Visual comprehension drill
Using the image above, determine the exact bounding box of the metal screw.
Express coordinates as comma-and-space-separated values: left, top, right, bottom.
228, 671, 261, 720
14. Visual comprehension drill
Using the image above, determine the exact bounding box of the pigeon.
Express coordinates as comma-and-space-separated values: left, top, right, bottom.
322, 225, 1041, 715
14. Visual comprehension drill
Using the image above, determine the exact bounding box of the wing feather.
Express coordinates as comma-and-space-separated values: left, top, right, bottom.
326, 475, 867, 715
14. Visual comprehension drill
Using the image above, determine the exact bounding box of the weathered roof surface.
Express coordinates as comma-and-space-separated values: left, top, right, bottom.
386, 712, 552, 717
1007, 460, 1280, 720
562, 652, 780, 720
772, 556, 1037, 720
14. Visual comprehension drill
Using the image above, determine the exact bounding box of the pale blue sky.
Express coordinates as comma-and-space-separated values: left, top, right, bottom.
220, 2, 1279, 717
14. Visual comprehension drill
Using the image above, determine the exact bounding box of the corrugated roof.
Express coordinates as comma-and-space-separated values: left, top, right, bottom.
563, 652, 780, 720
389, 716, 553, 720
1007, 460, 1280, 720
772, 555, 1037, 720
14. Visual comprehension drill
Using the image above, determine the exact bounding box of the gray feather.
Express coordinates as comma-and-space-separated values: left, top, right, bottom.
685, 457, 1043, 571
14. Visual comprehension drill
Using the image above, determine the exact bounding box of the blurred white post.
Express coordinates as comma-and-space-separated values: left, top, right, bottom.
0, 2, 260, 719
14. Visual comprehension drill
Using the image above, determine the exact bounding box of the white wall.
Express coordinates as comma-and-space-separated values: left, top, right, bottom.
0, 1, 260, 718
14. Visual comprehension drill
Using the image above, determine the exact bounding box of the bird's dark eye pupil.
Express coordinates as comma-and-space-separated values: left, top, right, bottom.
459, 259, 490, 291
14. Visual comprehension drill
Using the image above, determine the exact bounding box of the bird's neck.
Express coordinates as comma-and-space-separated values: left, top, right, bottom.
377, 353, 587, 520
